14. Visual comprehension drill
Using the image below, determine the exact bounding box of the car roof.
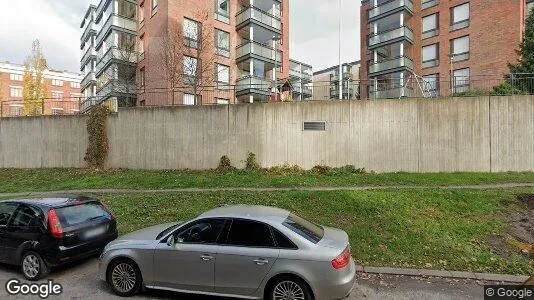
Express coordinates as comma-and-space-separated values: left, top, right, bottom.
2, 195, 99, 209
200, 205, 291, 222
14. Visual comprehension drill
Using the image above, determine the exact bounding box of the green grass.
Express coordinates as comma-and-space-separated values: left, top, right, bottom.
93, 188, 533, 275
2, 168, 534, 193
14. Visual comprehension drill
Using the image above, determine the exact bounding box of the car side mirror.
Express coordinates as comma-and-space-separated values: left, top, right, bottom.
166, 235, 175, 247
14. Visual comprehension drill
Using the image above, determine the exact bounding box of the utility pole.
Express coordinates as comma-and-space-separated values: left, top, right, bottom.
338, 0, 343, 100
273, 35, 281, 101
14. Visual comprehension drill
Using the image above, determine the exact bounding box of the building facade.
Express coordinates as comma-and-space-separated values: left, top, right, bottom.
0, 62, 82, 117
289, 59, 312, 101
312, 61, 360, 101
80, 0, 138, 112
137, 0, 290, 106
360, 0, 532, 99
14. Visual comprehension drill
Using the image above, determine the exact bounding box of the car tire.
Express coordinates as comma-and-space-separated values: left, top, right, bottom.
21, 251, 49, 281
267, 275, 314, 300
106, 258, 142, 297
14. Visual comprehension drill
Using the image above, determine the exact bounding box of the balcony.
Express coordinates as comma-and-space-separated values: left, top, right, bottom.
95, 47, 138, 77
369, 26, 414, 49
370, 86, 413, 99
290, 69, 301, 78
422, 0, 439, 10
236, 6, 281, 34
236, 41, 282, 65
236, 75, 274, 97
331, 72, 352, 82
95, 14, 136, 47
81, 23, 96, 44
81, 72, 96, 90
368, 0, 413, 22
80, 47, 96, 68
369, 56, 413, 76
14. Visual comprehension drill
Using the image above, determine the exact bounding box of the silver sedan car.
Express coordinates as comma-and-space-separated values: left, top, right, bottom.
99, 205, 356, 300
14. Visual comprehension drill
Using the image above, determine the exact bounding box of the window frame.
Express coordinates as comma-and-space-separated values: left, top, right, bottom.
450, 35, 470, 62
170, 218, 228, 245
215, 29, 230, 58
450, 2, 470, 31
422, 13, 439, 39
8, 204, 42, 229
220, 218, 295, 249
9, 86, 23, 98
184, 18, 200, 49
453, 68, 470, 92
0, 202, 19, 227
216, 63, 230, 89
422, 43, 439, 68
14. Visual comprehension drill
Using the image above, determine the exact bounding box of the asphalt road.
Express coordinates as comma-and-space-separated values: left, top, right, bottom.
0, 257, 490, 300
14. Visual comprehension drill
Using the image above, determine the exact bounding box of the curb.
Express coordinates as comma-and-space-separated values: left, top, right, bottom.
356, 265, 530, 283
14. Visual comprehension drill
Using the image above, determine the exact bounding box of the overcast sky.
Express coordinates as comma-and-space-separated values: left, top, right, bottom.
0, 0, 360, 73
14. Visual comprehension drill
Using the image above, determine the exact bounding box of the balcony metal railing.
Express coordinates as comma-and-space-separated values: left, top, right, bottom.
370, 86, 414, 99
95, 14, 136, 47
236, 75, 274, 93
81, 72, 96, 89
95, 47, 138, 75
236, 41, 282, 63
369, 56, 414, 75
236, 6, 281, 31
368, 0, 413, 21
369, 26, 414, 48
290, 69, 301, 77
80, 47, 96, 67
422, 0, 439, 10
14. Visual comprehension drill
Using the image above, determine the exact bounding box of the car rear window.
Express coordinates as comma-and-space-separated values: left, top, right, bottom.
282, 213, 324, 244
55, 202, 110, 227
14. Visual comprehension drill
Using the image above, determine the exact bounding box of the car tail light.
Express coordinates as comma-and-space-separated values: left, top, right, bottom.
48, 209, 64, 239
331, 248, 351, 270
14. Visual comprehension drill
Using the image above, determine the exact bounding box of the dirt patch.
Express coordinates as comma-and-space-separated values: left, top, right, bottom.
518, 194, 534, 210
508, 210, 534, 246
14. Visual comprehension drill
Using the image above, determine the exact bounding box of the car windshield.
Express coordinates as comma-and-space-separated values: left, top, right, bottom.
156, 222, 183, 240
55, 202, 110, 227
282, 213, 324, 244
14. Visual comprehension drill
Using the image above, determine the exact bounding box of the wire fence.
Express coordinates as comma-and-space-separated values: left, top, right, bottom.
2, 74, 534, 118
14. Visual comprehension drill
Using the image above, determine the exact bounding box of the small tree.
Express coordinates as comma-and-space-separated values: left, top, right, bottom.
158, 9, 218, 105
23, 40, 48, 116
504, 8, 534, 93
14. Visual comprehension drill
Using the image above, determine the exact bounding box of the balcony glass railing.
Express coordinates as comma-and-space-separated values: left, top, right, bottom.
81, 72, 96, 89
95, 14, 136, 47
81, 23, 96, 43
369, 0, 413, 20
236, 41, 282, 63
236, 6, 281, 31
369, 26, 414, 48
236, 76, 274, 92
95, 47, 138, 75
369, 56, 414, 75
81, 47, 96, 66
370, 86, 413, 99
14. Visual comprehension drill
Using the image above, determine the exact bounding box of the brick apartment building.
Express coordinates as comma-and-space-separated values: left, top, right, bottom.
137, 0, 290, 105
0, 62, 82, 117
360, 0, 534, 99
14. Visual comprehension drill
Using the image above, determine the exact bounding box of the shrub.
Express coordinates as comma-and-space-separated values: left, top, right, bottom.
453, 88, 489, 97
217, 155, 235, 172
311, 165, 332, 175
245, 152, 260, 171
262, 164, 303, 175
338, 165, 367, 174
491, 82, 527, 96
84, 105, 109, 169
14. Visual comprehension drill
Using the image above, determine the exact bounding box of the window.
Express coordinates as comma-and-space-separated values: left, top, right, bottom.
175, 219, 226, 244
183, 56, 198, 82
422, 74, 439, 96
118, 32, 136, 51
52, 108, 64, 115
10, 74, 23, 81
422, 43, 439, 68
152, 0, 158, 11
0, 203, 18, 226
183, 93, 195, 105
226, 219, 275, 247
70, 93, 83, 100
118, 0, 136, 19
10, 87, 23, 98
215, 29, 230, 57
451, 36, 470, 62
215, 0, 230, 23
216, 64, 230, 89
422, 13, 439, 39
51, 91, 64, 100
10, 205, 39, 228
139, 67, 145, 87
139, 35, 145, 54
453, 68, 470, 93
272, 228, 298, 249
10, 105, 22, 116
184, 18, 200, 49
451, 3, 470, 31
51, 79, 64, 87
422, 0, 439, 10
55, 202, 111, 227
70, 81, 80, 89
282, 213, 324, 244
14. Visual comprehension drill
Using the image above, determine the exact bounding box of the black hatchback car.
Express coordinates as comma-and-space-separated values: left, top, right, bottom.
0, 196, 118, 280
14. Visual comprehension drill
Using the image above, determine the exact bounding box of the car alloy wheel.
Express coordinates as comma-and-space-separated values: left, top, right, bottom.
273, 281, 306, 300
22, 254, 40, 279
111, 263, 137, 293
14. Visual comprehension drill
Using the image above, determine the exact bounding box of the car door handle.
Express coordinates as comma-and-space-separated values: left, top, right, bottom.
200, 254, 214, 261
253, 259, 269, 265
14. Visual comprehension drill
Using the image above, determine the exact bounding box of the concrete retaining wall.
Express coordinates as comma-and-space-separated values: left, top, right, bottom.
1, 96, 533, 172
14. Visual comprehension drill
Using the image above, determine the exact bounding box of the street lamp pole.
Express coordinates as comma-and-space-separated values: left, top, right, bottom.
338, 0, 343, 100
